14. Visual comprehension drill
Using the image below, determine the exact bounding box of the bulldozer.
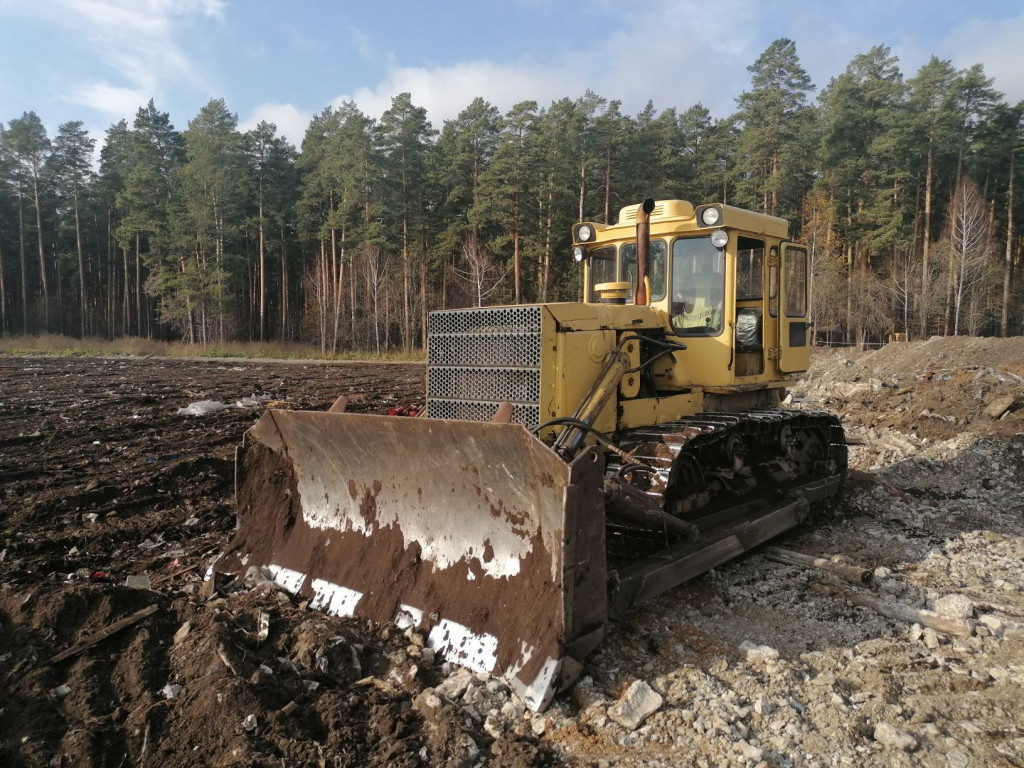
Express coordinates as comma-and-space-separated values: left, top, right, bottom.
215, 198, 847, 711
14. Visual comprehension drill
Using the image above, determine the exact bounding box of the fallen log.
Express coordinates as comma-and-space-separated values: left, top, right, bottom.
764, 547, 873, 585
812, 585, 972, 637
50, 604, 160, 663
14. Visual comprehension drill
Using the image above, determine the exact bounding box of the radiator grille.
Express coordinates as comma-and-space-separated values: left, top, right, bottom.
426, 306, 543, 427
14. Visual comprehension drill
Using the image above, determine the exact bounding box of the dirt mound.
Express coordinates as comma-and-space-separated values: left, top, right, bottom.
796, 338, 1024, 442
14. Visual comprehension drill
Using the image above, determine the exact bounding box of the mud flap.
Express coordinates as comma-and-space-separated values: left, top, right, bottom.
216, 410, 607, 711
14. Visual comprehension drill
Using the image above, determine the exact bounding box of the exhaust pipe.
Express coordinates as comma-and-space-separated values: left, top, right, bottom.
633, 198, 656, 306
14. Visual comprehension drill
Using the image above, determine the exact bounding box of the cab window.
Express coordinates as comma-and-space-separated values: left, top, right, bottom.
621, 240, 667, 302
736, 237, 764, 301
785, 248, 808, 317
587, 246, 617, 299
670, 236, 725, 336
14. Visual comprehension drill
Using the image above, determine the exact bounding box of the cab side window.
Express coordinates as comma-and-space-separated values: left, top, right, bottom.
736, 237, 764, 301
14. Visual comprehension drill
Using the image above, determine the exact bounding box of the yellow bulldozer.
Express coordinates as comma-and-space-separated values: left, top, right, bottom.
215, 198, 847, 711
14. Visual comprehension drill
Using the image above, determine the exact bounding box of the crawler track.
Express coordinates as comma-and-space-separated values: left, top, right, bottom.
605, 409, 848, 568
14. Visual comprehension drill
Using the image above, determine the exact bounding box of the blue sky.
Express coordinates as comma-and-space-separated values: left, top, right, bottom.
1, 0, 1023, 148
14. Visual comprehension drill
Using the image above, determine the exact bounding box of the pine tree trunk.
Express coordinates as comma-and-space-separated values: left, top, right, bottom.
0, 239, 7, 333
1001, 152, 1015, 336
18, 187, 28, 334
135, 234, 143, 338
75, 193, 87, 337
32, 177, 50, 331
258, 194, 266, 342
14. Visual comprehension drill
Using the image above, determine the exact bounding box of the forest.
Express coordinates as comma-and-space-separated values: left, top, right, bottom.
0, 39, 1021, 352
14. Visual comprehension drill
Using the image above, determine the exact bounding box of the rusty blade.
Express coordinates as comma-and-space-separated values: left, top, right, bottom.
216, 410, 606, 711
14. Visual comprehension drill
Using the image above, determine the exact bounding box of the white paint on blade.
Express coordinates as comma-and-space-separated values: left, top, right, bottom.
309, 578, 362, 617
275, 414, 570, 581
267, 564, 305, 594
394, 604, 424, 630
517, 657, 560, 712
428, 619, 498, 674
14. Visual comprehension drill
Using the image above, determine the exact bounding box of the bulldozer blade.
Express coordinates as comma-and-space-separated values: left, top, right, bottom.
216, 410, 608, 711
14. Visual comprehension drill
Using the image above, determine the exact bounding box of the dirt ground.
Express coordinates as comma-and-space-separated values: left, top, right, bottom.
1, 338, 1022, 767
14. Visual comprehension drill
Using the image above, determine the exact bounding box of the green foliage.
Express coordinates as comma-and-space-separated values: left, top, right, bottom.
1, 43, 1023, 346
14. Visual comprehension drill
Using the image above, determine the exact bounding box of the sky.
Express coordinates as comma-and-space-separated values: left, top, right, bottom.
1, 0, 1023, 150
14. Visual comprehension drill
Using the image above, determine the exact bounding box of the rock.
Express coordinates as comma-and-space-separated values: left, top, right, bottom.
173, 621, 191, 646
978, 614, 1003, 633
738, 740, 764, 762
242, 714, 258, 733
753, 696, 771, 717
923, 628, 941, 649
983, 395, 1015, 419
608, 680, 663, 730
435, 667, 474, 700
484, 715, 503, 739
933, 594, 974, 620
531, 717, 548, 736
739, 641, 779, 662
873, 722, 917, 752
161, 683, 182, 699
413, 689, 443, 714
909, 623, 923, 643
946, 750, 970, 767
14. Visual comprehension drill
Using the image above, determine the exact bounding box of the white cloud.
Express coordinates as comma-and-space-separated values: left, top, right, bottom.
65, 81, 151, 117
239, 103, 313, 146
330, 0, 767, 125
16, 0, 225, 119
334, 59, 587, 124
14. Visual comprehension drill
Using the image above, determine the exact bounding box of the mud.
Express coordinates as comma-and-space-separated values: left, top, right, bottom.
0, 357, 548, 768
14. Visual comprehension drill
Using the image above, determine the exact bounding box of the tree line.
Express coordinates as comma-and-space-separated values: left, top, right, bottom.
0, 38, 1021, 351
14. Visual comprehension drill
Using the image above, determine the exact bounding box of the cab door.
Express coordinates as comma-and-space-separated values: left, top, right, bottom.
778, 243, 810, 373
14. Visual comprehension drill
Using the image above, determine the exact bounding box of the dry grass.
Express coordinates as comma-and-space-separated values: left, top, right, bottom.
0, 335, 426, 362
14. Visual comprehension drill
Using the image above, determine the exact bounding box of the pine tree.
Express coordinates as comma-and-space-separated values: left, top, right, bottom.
6, 112, 52, 332
50, 121, 96, 336
474, 100, 539, 302
734, 38, 816, 220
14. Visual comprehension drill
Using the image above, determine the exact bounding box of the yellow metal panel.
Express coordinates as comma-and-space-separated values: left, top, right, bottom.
545, 302, 665, 331
550, 328, 617, 435
618, 393, 701, 429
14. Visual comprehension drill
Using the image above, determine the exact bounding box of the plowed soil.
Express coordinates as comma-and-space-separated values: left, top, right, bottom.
1, 340, 1022, 767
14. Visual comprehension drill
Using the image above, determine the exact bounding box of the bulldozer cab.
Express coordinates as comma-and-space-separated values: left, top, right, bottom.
577, 200, 813, 386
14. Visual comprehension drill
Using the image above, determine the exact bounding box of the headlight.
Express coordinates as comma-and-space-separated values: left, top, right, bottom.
711, 229, 729, 249
576, 224, 594, 242
700, 207, 721, 227
573, 246, 586, 263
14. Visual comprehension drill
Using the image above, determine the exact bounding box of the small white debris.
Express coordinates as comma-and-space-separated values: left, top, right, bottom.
177, 400, 228, 416
873, 722, 917, 752
242, 714, 258, 733
53, 684, 71, 698
436, 667, 474, 701
608, 680, 663, 731
739, 641, 779, 662
161, 683, 182, 699
933, 594, 975, 620
173, 622, 191, 646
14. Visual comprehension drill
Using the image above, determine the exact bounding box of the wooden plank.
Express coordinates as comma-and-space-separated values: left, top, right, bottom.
50, 604, 160, 663
812, 585, 972, 637
764, 547, 873, 585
